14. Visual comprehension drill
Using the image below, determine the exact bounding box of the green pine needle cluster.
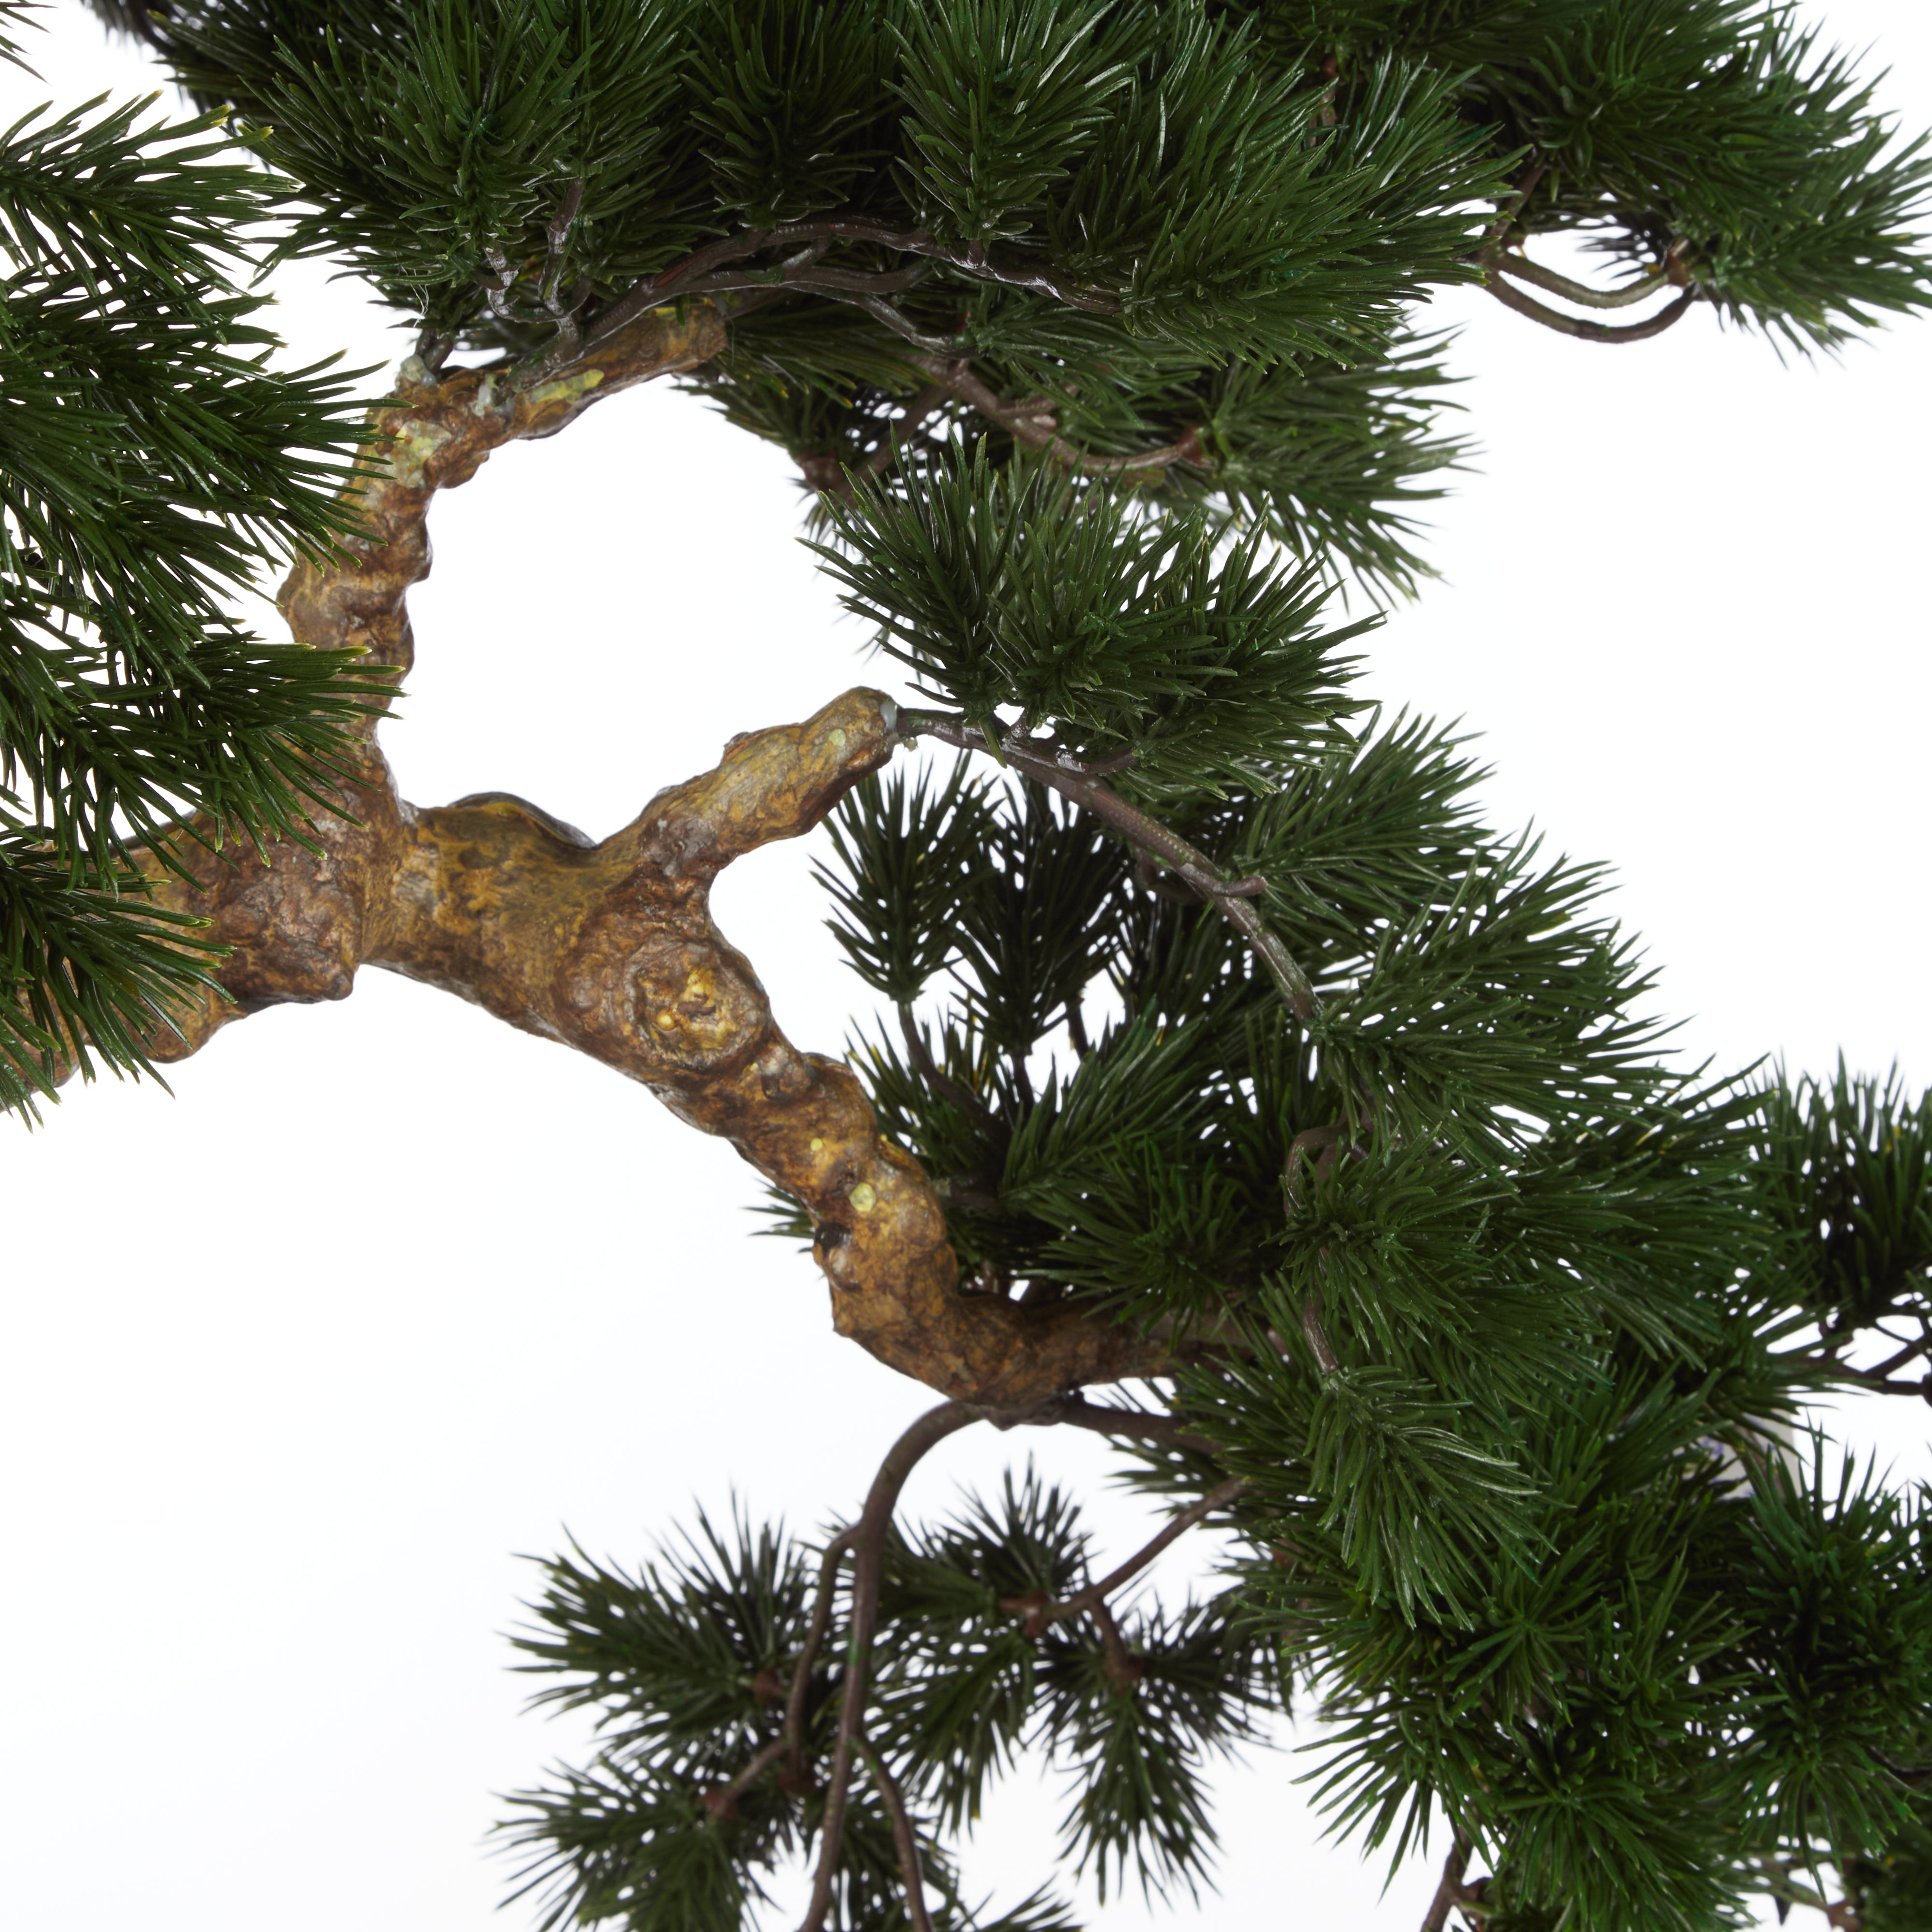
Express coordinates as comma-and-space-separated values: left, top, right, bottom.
502, 1481, 1275, 1929
0, 5, 377, 1115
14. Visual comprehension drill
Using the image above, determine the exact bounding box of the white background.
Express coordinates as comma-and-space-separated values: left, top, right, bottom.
2, 4, 1928, 1926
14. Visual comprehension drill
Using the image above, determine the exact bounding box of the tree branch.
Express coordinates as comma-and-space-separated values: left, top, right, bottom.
1482, 263, 1698, 343
1002, 1474, 1248, 1634
584, 218, 1117, 356
895, 710, 1318, 1021
783, 1527, 859, 1785
898, 1001, 1005, 1139
914, 355, 1204, 478
853, 1736, 937, 1932
800, 1403, 980, 1932
1493, 252, 1669, 310
1026, 1393, 1221, 1454
102, 317, 1169, 1412
1420, 1835, 1473, 1932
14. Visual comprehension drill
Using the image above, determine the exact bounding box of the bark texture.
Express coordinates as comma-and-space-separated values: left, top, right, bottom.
125, 301, 1166, 1408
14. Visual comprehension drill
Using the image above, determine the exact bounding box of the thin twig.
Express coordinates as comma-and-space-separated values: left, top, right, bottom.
916, 355, 1203, 477
853, 1736, 937, 1932
1864, 1332, 1932, 1379
1065, 999, 1092, 1058
481, 245, 517, 325
1300, 1290, 1342, 1375
1483, 270, 1698, 343
680, 261, 936, 301
1035, 1393, 1221, 1455
798, 1404, 981, 1932
1088, 1593, 1144, 1690
1005, 1475, 1248, 1634
1283, 1124, 1343, 1202
898, 1003, 1005, 1139
852, 383, 950, 488
649, 219, 1118, 313
896, 712, 1318, 1020
585, 216, 1118, 353
540, 180, 586, 314
1481, 159, 1549, 250
1492, 253, 1668, 310
703, 1736, 791, 1816
783, 1526, 859, 1782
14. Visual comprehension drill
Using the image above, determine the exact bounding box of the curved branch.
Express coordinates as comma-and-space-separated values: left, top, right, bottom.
586, 217, 1118, 354
800, 1403, 980, 1932
914, 355, 1204, 478
1493, 252, 1669, 310
1028, 1393, 1221, 1454
896, 709, 1317, 1020
1483, 261, 1698, 343
854, 1737, 936, 1932
783, 1526, 858, 1783
1003, 1474, 1248, 1635
103, 314, 1165, 1410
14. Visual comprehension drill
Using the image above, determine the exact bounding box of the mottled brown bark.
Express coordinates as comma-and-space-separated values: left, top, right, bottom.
125, 300, 1167, 1408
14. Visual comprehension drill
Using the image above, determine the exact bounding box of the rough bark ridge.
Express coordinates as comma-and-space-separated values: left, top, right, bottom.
128, 300, 1166, 1409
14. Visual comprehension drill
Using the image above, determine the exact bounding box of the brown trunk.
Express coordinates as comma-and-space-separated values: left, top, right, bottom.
119, 301, 1168, 1409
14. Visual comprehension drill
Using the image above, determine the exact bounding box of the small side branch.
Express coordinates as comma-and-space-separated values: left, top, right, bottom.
1027, 1394, 1222, 1455
1483, 264, 1697, 343
854, 1737, 936, 1932
898, 1001, 1005, 1139
897, 710, 1317, 1021
1002, 1474, 1248, 1635
1420, 1835, 1474, 1932
799, 1403, 981, 1932
1493, 252, 1669, 311
915, 355, 1205, 479
782, 1527, 859, 1784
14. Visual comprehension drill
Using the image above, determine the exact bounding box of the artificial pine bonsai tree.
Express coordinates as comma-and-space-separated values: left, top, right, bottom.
5, 1, 1932, 1926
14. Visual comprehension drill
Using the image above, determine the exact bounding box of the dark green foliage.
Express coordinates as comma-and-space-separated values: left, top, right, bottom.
1843, 1804, 1932, 1931
504, 1479, 1274, 1926
0, 827, 219, 1113
818, 451, 1372, 794
1268, 0, 1932, 349
737, 424, 1932, 1918
1762, 1062, 1932, 1333
31, 2, 1932, 1926
0, 21, 380, 1117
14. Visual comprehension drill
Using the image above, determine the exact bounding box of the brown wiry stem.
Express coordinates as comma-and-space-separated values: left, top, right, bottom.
105, 301, 1168, 1410
1492, 252, 1669, 310
897, 1002, 1004, 1140
853, 1737, 937, 1932
702, 1736, 792, 1818
896, 711, 1317, 1021
834, 382, 952, 494
588, 218, 1119, 350
799, 1403, 980, 1932
1034, 1393, 1221, 1455
1003, 1474, 1248, 1635
1420, 1835, 1473, 1932
783, 1527, 859, 1785
1483, 264, 1698, 343
914, 355, 1204, 478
